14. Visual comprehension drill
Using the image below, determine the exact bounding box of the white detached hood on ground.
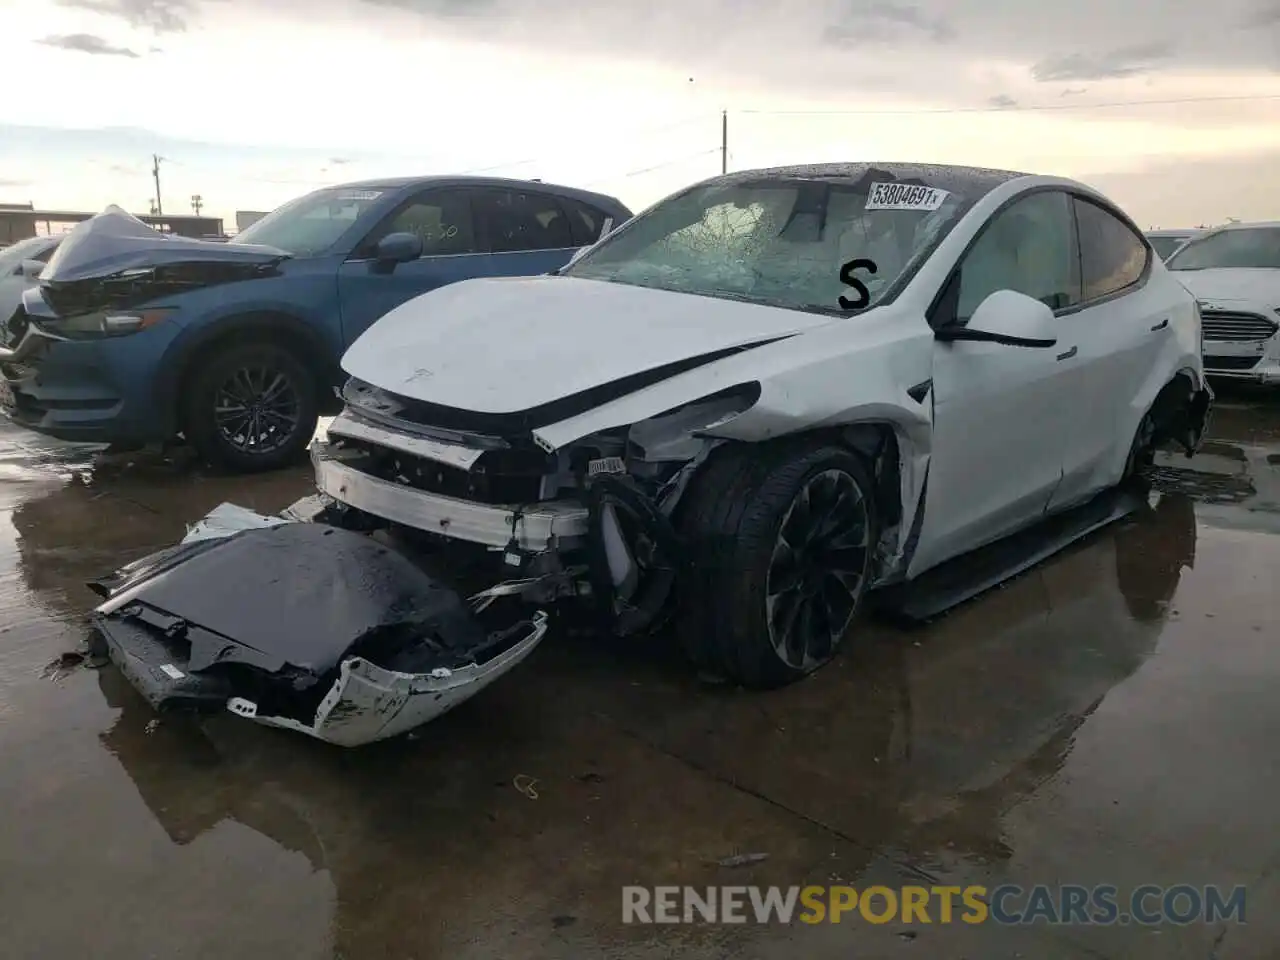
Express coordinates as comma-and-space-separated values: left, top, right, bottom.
1174, 268, 1280, 304
340, 275, 835, 412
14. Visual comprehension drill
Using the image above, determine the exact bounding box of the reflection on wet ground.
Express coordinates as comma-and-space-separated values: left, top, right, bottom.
1, 388, 1278, 959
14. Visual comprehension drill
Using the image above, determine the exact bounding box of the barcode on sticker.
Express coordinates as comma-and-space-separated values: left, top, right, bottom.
159, 663, 185, 679
588, 456, 626, 476
864, 182, 948, 211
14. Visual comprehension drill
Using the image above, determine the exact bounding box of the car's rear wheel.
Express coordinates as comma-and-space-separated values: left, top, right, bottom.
675, 442, 879, 688
183, 340, 319, 473
1123, 408, 1158, 481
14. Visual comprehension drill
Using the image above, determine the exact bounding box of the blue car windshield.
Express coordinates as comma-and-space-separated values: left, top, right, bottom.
563, 176, 973, 315
230, 186, 388, 256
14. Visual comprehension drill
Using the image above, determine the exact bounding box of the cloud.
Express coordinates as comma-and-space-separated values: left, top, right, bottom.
329, 157, 352, 165
1241, 1, 1280, 26
1086, 149, 1280, 226
1031, 42, 1175, 82
0, 179, 30, 188
318, 0, 1280, 109
54, 0, 203, 33
823, 0, 956, 46
24, 0, 1280, 122
36, 33, 142, 57
988, 94, 1017, 107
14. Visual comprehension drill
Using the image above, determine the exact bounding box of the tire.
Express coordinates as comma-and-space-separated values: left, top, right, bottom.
674, 442, 879, 689
182, 340, 320, 473
1122, 407, 1158, 482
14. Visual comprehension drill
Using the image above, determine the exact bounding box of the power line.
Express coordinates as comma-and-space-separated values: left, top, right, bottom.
582, 148, 721, 188
740, 92, 1280, 117
161, 114, 719, 187
451, 114, 715, 177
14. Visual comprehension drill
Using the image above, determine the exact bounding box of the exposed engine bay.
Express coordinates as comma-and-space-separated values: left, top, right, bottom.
310, 378, 911, 639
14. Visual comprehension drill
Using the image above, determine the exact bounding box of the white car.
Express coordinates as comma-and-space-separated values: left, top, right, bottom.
306, 162, 1213, 690
1145, 228, 1202, 262
0, 235, 60, 328
1165, 221, 1280, 385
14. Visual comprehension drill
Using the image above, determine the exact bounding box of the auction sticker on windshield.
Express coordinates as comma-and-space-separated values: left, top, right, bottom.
865, 182, 948, 211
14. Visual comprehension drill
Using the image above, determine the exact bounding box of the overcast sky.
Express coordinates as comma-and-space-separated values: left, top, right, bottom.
2, 0, 1280, 228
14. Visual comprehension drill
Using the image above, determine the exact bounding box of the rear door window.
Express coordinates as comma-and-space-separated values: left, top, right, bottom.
477, 190, 575, 253
559, 197, 613, 245
1073, 197, 1149, 301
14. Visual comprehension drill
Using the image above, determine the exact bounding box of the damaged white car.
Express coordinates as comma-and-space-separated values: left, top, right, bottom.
87, 162, 1213, 745
309, 163, 1211, 684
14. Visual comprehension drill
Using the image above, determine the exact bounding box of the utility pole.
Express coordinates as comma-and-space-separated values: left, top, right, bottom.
151, 154, 164, 217
721, 110, 728, 175
191, 194, 203, 216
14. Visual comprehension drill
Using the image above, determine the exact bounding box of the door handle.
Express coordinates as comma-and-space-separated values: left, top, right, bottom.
1056, 345, 1078, 361
1151, 318, 1169, 331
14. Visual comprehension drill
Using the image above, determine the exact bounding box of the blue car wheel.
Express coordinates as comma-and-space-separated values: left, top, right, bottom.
183, 340, 320, 473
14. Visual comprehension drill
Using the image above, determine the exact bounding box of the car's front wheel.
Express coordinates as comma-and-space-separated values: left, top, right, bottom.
676, 442, 879, 688
183, 340, 319, 473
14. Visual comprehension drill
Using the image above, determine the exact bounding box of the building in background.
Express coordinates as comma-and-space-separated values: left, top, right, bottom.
0, 204, 224, 243
235, 210, 270, 232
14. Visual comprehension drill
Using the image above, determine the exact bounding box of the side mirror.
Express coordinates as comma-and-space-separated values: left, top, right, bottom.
18, 259, 45, 279
936, 289, 1058, 348
374, 231, 423, 265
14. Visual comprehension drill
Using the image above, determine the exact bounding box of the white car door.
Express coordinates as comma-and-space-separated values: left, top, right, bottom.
910, 190, 1081, 577
1045, 196, 1168, 512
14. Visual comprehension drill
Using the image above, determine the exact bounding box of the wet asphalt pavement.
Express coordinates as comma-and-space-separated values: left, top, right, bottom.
0, 389, 1277, 960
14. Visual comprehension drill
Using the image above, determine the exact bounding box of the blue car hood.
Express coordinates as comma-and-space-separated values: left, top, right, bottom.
39, 205, 290, 284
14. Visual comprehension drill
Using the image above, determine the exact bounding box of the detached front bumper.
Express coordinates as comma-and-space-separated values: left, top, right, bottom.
88, 503, 550, 747
225, 615, 547, 747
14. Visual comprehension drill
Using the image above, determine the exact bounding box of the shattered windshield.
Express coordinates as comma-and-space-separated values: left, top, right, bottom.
563, 175, 973, 314
230, 186, 387, 256
1167, 227, 1280, 270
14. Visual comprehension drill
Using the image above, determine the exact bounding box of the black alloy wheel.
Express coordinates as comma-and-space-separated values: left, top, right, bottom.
764, 467, 871, 670
213, 362, 302, 456
185, 341, 320, 473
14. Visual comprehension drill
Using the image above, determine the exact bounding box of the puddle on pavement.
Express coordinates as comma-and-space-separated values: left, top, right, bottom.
0, 399, 1277, 959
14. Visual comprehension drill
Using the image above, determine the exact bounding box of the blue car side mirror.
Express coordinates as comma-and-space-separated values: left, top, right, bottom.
375, 232, 423, 264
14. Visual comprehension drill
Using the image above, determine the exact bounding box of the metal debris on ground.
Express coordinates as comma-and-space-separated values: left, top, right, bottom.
513, 774, 540, 799
716, 852, 769, 868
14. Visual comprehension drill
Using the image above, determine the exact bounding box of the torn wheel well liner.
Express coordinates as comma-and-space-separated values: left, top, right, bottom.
1148, 369, 1211, 452
583, 473, 685, 637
